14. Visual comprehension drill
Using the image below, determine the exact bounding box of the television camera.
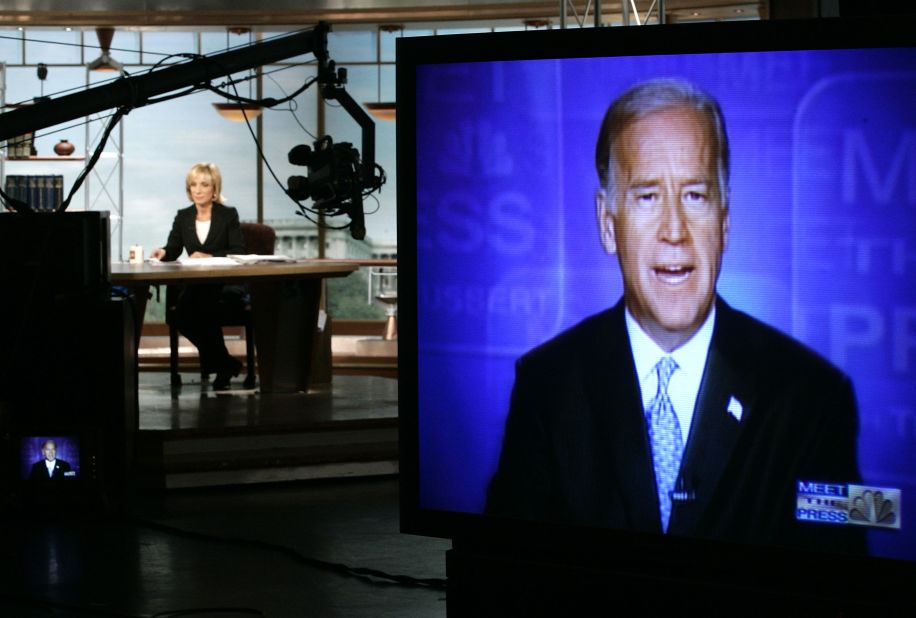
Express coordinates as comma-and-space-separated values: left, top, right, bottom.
287, 135, 380, 241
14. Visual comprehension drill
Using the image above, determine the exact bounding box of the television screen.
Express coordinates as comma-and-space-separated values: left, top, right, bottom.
398, 15, 916, 586
20, 435, 80, 482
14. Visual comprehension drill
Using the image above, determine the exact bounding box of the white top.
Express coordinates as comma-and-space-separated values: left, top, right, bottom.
625, 305, 716, 443
195, 219, 211, 245
45, 459, 56, 476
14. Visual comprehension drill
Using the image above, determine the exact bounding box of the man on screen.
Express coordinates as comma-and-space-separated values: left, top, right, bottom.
485, 78, 865, 553
28, 439, 73, 482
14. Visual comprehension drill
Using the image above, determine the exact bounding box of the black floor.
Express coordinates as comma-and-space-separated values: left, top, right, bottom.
0, 372, 449, 618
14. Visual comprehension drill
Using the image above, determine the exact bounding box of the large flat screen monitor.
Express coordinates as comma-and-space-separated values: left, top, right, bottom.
398, 16, 916, 606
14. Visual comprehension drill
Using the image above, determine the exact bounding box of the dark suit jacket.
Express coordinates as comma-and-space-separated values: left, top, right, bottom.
29, 459, 72, 481
161, 203, 245, 261
485, 297, 865, 554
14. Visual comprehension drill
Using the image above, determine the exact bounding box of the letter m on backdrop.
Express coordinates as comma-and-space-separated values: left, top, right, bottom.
843, 129, 916, 204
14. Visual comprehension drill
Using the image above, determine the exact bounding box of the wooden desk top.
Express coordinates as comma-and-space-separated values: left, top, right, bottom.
111, 259, 358, 284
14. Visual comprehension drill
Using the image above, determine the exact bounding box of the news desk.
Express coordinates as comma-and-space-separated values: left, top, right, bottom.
111, 260, 358, 393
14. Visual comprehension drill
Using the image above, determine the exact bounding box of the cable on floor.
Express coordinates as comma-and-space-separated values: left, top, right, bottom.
131, 517, 448, 590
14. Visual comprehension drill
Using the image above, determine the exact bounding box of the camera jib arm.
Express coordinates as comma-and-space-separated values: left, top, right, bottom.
0, 22, 382, 239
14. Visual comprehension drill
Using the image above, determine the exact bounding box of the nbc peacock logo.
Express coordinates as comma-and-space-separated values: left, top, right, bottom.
847, 485, 901, 530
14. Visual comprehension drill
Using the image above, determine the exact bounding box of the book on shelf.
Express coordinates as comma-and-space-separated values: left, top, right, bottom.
3, 175, 65, 211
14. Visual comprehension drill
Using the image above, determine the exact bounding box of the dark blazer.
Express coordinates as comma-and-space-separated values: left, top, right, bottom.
29, 459, 72, 481
161, 203, 245, 261
485, 297, 865, 554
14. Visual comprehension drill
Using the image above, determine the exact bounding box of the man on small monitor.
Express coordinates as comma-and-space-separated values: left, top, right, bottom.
485, 78, 865, 553
28, 439, 73, 481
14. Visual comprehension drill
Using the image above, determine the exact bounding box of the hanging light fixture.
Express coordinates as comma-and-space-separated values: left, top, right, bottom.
35, 63, 49, 103
212, 27, 264, 122
213, 101, 263, 122
87, 27, 124, 73
364, 102, 396, 122
363, 25, 401, 122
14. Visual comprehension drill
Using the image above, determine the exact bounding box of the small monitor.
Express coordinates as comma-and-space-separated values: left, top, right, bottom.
20, 435, 81, 483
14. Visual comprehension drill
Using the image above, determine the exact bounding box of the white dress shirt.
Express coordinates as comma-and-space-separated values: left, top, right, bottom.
625, 306, 716, 444
45, 459, 56, 477
195, 219, 211, 245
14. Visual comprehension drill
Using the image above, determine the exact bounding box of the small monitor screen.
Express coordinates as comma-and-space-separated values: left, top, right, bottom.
401, 20, 916, 565
20, 436, 80, 482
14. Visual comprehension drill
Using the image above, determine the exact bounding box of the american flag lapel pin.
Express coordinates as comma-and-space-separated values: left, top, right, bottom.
727, 396, 743, 422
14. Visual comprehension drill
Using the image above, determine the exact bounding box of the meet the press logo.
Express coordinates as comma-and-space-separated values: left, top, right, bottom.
796, 481, 901, 530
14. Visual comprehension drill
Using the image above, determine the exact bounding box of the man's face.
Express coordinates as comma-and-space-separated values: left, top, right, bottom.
596, 105, 729, 351
42, 442, 56, 462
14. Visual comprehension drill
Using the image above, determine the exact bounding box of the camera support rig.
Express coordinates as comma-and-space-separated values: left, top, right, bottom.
284, 52, 383, 240
0, 22, 382, 239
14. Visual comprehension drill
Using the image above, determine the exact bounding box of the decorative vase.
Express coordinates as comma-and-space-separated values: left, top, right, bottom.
53, 139, 75, 156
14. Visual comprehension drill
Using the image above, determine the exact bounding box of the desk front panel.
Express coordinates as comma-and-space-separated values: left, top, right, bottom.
111, 260, 358, 393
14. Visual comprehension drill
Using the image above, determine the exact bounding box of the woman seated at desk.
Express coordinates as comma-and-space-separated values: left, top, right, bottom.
151, 162, 245, 390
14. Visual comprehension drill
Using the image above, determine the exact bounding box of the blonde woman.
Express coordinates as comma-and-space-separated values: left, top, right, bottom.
151, 162, 246, 390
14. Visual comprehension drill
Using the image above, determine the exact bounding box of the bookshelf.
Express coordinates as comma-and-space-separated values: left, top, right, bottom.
1, 64, 82, 212
0, 62, 123, 258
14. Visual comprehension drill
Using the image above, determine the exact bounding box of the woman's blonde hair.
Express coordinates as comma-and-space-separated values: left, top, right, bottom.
185, 162, 227, 204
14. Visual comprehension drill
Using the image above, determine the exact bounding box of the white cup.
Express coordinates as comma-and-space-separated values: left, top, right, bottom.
129, 245, 144, 264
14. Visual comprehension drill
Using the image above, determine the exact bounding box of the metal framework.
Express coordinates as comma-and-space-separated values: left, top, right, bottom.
560, 0, 602, 27
559, 0, 668, 27
83, 103, 124, 261
622, 0, 667, 25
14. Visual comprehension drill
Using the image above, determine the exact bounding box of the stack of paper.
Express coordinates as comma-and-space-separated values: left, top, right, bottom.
176, 256, 240, 266
228, 254, 295, 263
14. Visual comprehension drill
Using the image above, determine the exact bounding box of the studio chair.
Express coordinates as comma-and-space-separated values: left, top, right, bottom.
167, 222, 277, 389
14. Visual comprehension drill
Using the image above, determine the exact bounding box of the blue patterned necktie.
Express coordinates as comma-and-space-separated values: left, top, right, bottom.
646, 356, 684, 532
